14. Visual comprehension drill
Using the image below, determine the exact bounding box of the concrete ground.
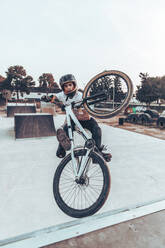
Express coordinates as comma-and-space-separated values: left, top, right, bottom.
42, 207, 165, 248
0, 113, 165, 247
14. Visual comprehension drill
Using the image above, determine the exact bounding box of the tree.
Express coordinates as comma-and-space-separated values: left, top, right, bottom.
20, 76, 35, 96
0, 72, 13, 91
89, 75, 125, 102
136, 72, 159, 105
113, 75, 126, 102
1, 89, 11, 105
89, 76, 113, 97
159, 76, 165, 100
38, 73, 59, 93
6, 65, 35, 100
0, 73, 13, 103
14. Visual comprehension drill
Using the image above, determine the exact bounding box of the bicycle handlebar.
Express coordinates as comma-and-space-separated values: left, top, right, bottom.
71, 92, 107, 109
83, 92, 107, 102
41, 91, 107, 110
87, 96, 107, 105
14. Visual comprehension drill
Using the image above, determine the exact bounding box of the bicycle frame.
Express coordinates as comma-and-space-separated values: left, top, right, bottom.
65, 104, 92, 179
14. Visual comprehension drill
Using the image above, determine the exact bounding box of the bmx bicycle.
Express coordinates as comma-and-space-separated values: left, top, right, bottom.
49, 70, 133, 218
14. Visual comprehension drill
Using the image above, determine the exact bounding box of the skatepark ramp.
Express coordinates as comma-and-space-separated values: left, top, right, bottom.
14, 113, 56, 138
1, 198, 165, 248
7, 103, 36, 117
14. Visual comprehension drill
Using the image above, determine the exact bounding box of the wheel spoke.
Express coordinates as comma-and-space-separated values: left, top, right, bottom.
83, 70, 133, 119
53, 149, 110, 217
59, 163, 104, 209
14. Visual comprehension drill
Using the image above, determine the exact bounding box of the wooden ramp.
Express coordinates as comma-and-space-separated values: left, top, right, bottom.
7, 103, 36, 117
1, 199, 165, 248
14, 113, 56, 139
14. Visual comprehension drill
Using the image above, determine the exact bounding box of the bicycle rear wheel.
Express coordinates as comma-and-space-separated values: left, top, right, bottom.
53, 148, 110, 218
83, 70, 133, 119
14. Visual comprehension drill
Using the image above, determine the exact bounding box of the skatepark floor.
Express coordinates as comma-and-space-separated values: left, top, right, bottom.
0, 114, 165, 246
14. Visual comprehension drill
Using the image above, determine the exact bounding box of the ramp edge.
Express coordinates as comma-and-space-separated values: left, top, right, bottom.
1, 198, 165, 248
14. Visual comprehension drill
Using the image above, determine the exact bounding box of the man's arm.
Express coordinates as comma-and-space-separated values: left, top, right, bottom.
41, 94, 59, 104
50, 95, 65, 110
50, 95, 57, 103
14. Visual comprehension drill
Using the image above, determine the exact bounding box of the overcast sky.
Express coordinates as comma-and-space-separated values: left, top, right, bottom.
0, 0, 165, 90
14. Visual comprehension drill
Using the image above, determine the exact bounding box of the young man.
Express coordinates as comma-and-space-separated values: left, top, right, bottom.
46, 74, 112, 162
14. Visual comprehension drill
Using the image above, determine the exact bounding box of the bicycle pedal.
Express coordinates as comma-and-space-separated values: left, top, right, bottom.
56, 128, 71, 151
102, 153, 112, 162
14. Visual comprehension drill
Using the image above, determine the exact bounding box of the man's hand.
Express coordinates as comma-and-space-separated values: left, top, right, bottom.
41, 95, 51, 102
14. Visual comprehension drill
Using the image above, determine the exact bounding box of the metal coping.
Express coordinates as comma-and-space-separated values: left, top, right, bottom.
1, 197, 165, 248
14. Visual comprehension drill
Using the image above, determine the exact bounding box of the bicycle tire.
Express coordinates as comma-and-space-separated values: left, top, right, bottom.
53, 148, 110, 218
83, 70, 133, 119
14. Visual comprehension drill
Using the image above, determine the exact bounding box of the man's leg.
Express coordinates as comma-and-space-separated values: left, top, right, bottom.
80, 118, 102, 148
80, 118, 112, 162
56, 143, 66, 158
56, 121, 75, 158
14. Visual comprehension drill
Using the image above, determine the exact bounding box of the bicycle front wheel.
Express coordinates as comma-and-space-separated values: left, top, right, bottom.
83, 70, 133, 119
53, 149, 111, 218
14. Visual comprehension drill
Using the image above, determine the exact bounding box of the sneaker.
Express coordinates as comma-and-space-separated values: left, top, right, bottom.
56, 144, 66, 158
101, 152, 112, 162
98, 145, 112, 162
56, 128, 71, 151
93, 145, 112, 163
99, 145, 112, 162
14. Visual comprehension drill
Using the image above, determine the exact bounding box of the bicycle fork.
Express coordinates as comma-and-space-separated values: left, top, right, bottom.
65, 113, 91, 180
